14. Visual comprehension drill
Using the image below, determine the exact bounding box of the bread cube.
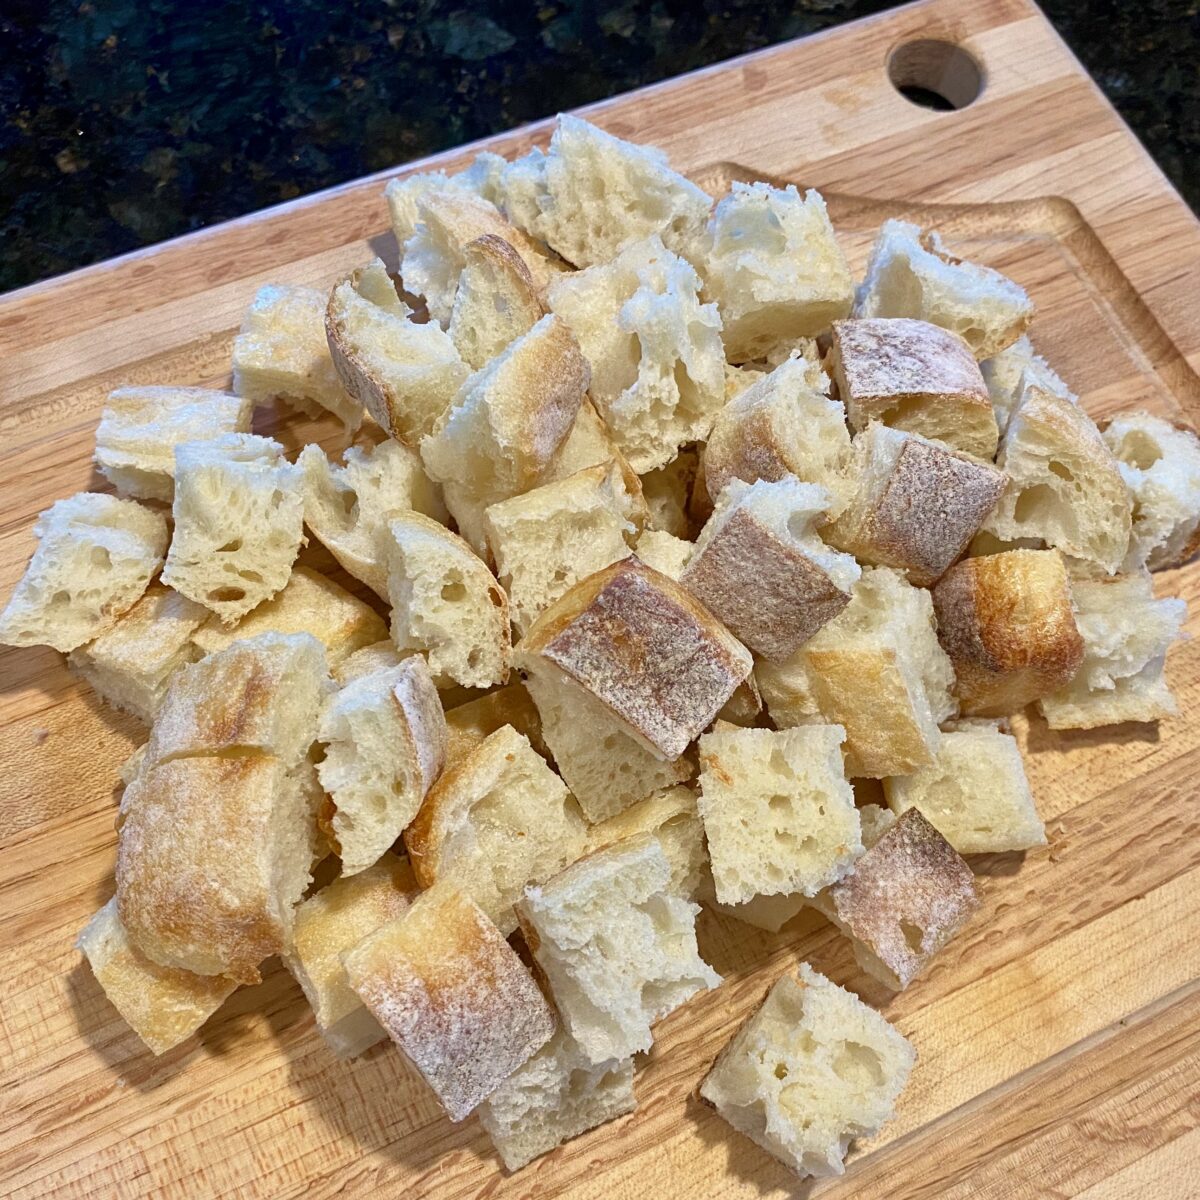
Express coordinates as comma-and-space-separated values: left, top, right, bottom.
443, 681, 547, 767
282, 853, 416, 1058
163, 433, 304, 624
933, 550, 1084, 715
232, 283, 359, 427
68, 585, 208, 723
1039, 572, 1186, 729
829, 318, 998, 458
1102, 411, 1200, 570
984, 386, 1132, 573
498, 113, 711, 268
854, 219, 1033, 359
384, 152, 508, 245
812, 808, 978, 991
94, 386, 253, 502
700, 963, 915, 1179
0, 492, 168, 653
683, 477, 860, 660
980, 335, 1071, 436
825, 424, 1006, 586
634, 527, 693, 579
699, 182, 854, 361
517, 836, 719, 1063
517, 557, 752, 761
343, 882, 555, 1121
638, 445, 700, 538
405, 726, 587, 933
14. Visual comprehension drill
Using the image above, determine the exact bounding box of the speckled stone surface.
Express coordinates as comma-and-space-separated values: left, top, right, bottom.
0, 0, 1195, 292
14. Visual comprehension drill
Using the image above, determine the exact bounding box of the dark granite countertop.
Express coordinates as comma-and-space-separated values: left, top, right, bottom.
1, 0, 1196, 293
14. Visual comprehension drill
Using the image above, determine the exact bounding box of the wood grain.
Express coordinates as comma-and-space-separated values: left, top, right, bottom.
2, 0, 1199, 1196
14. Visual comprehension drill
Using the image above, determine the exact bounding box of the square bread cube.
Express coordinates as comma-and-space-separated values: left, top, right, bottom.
700, 183, 853, 362
443, 681, 547, 768
812, 808, 979, 990
884, 728, 1046, 854
516, 836, 719, 1063
343, 882, 555, 1121
980, 335, 1070, 436
698, 725, 861, 905
826, 424, 1006, 586
700, 962, 915, 1179
94, 386, 253, 502
829, 318, 998, 459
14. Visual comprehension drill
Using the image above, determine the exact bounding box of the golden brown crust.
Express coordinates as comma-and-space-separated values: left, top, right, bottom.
462, 233, 543, 306
443, 681, 547, 768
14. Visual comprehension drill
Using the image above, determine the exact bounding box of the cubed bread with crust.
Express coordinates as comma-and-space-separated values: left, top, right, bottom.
516, 557, 752, 761
162, 433, 304, 625
825, 423, 1006, 586
449, 234, 546, 370
638, 446, 699, 538
282, 853, 416, 1058
383, 511, 511, 689
980, 335, 1071, 435
405, 725, 586, 934
699, 962, 915, 1180
854, 220, 1034, 359
932, 549, 1084, 715
498, 113, 711, 268
548, 236, 725, 473
94, 386, 253, 502
232, 283, 359, 428
516, 835, 719, 1064
829, 318, 998, 458
634, 527, 693, 580
443, 681, 547, 766
698, 182, 854, 362
384, 153, 508, 246
682, 477, 860, 661
1102, 411, 1200, 570
325, 259, 468, 444
698, 724, 861, 904
0, 492, 168, 654
810, 807, 978, 991
1039, 572, 1186, 729
343, 881, 556, 1122
884, 727, 1046, 854
984, 386, 1132, 574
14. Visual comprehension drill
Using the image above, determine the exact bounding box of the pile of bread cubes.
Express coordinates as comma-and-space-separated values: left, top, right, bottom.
4, 114, 1197, 1181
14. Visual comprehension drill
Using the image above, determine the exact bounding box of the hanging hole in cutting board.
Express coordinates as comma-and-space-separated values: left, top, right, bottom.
887, 38, 983, 110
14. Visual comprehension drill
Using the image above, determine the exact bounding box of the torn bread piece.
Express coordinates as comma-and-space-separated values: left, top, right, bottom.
0, 492, 168, 653
854, 220, 1034, 359
384, 152, 508, 246
980, 335, 1071, 436
443, 681, 547, 767
94, 387, 253, 502
449, 234, 546, 370
405, 725, 587, 934
343, 881, 555, 1121
542, 397, 646, 516
700, 962, 915, 1180
333, 639, 404, 687
638, 445, 699, 538
232, 283, 359, 428
634, 527, 693, 580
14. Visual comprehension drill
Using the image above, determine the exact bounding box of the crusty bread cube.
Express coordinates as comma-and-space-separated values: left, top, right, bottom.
811, 808, 978, 991
980, 335, 1071, 436
547, 236, 724, 473
68, 585, 208, 723
638, 446, 699, 538
698, 725, 860, 905
499, 113, 711, 268
0, 492, 168, 654
1102, 411, 1200, 570
325, 259, 468, 445
1039, 572, 1186, 729
383, 511, 511, 689
332, 639, 404, 687
683, 478, 860, 661
162, 433, 304, 625
825, 424, 1006, 586
282, 853, 416, 1058
884, 727, 1046, 854
94, 386, 253, 502
634, 527, 693, 580
478, 1027, 636, 1172
700, 962, 915, 1179
984, 386, 1132, 573
829, 318, 998, 458
384, 153, 508, 245
516, 557, 752, 761
516, 836, 719, 1063
699, 183, 854, 362
932, 550, 1084, 715
343, 882, 555, 1121
405, 725, 586, 934
449, 234, 546, 370
232, 283, 359, 427
854, 220, 1034, 359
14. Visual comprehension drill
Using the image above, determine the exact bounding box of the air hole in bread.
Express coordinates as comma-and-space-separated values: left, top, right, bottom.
49, 589, 71, 608
1048, 461, 1075, 483
1013, 483, 1061, 526
487, 586, 505, 609
900, 920, 924, 953
207, 586, 246, 603
89, 547, 112, 569
467, 648, 482, 670
440, 579, 467, 602
774, 1062, 789, 1080
832, 1041, 886, 1089
1119, 430, 1164, 470
218, 539, 243, 554
237, 569, 263, 584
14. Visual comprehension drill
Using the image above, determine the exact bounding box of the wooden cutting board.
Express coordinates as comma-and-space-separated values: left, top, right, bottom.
2, 0, 1199, 1195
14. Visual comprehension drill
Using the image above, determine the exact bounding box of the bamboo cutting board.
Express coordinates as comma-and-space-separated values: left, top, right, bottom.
3, 0, 1199, 1195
